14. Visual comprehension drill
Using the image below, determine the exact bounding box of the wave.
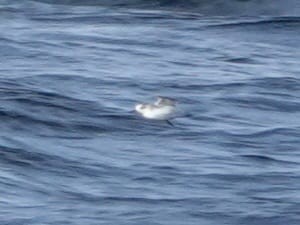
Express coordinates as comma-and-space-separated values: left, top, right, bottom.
32, 0, 300, 16
239, 154, 300, 165
0, 144, 112, 181
208, 16, 300, 28
0, 76, 172, 138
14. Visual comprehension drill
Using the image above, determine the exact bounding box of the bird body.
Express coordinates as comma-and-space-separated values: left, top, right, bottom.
135, 97, 176, 121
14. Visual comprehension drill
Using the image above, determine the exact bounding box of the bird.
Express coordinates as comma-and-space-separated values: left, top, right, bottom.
135, 96, 176, 126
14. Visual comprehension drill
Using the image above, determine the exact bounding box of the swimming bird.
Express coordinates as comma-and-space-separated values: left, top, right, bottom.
135, 96, 176, 126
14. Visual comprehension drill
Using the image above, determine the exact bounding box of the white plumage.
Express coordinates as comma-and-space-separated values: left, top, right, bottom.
135, 97, 176, 120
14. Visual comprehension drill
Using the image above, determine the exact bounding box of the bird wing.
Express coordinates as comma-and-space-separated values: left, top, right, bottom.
155, 96, 176, 106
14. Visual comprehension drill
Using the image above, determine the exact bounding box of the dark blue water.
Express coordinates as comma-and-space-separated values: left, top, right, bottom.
1, 0, 300, 224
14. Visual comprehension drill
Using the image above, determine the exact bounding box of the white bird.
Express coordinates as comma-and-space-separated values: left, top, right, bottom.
135, 96, 176, 125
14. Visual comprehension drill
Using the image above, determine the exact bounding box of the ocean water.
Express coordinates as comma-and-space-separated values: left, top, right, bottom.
1, 0, 300, 224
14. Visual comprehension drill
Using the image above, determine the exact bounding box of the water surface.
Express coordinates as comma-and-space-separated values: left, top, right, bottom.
1, 0, 300, 224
